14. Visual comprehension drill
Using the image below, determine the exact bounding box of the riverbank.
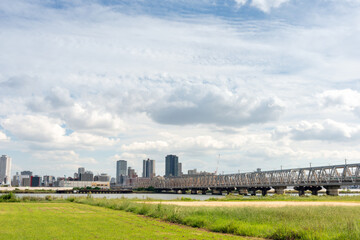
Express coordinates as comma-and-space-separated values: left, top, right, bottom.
147, 200, 360, 207
1, 193, 360, 239
0, 202, 250, 240
70, 197, 360, 240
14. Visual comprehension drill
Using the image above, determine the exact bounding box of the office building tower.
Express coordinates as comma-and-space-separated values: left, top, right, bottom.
178, 162, 182, 176
165, 155, 179, 177
43, 175, 55, 187
116, 160, 127, 184
188, 169, 197, 175
110, 177, 116, 184
128, 167, 137, 179
142, 158, 155, 178
0, 155, 12, 185
22, 177, 30, 187
21, 171, 33, 176
12, 172, 21, 186
78, 167, 85, 175
80, 171, 94, 181
30, 175, 41, 187
74, 172, 79, 179
94, 173, 110, 182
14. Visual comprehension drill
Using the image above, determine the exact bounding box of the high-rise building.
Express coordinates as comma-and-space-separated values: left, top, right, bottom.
43, 175, 55, 187
80, 171, 94, 181
78, 167, 85, 174
128, 167, 137, 179
188, 169, 197, 175
178, 162, 182, 176
0, 155, 12, 185
142, 158, 155, 178
94, 173, 110, 182
22, 177, 30, 187
30, 175, 41, 187
20, 171, 33, 176
165, 155, 179, 177
12, 172, 21, 186
116, 160, 127, 184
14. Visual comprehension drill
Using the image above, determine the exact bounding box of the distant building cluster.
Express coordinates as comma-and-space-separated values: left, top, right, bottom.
1, 153, 214, 188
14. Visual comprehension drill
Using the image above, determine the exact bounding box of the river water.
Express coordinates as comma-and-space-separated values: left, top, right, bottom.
4, 192, 359, 200
12, 193, 224, 200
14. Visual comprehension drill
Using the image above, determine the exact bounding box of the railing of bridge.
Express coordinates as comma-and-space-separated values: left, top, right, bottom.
134, 163, 360, 189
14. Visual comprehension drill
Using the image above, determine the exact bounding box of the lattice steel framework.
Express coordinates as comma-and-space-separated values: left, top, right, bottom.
134, 164, 360, 189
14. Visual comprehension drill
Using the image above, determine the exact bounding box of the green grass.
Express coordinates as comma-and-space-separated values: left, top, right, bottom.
72, 197, 360, 240
0, 202, 248, 240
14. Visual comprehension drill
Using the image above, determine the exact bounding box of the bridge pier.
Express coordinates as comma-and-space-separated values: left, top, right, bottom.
274, 186, 286, 195
261, 187, 271, 196
294, 186, 306, 196
248, 188, 257, 196
325, 186, 340, 196
181, 189, 187, 194
191, 189, 198, 194
238, 188, 248, 195
211, 189, 223, 195
309, 186, 322, 195
202, 189, 207, 195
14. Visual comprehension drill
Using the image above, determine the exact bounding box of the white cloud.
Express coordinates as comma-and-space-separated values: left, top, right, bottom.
27, 89, 125, 136
63, 103, 125, 136
0, 115, 119, 150
1, 1, 360, 176
274, 119, 360, 142
234, 0, 247, 7
1, 115, 65, 142
121, 135, 227, 153
318, 89, 360, 111
0, 131, 9, 141
250, 0, 289, 12
148, 85, 285, 126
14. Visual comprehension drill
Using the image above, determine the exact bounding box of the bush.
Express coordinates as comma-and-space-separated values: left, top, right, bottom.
0, 192, 19, 202
45, 195, 52, 201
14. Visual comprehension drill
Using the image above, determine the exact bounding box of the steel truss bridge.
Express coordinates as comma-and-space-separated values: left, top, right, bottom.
134, 163, 360, 196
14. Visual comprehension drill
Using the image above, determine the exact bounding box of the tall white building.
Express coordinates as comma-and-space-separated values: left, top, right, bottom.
0, 155, 12, 185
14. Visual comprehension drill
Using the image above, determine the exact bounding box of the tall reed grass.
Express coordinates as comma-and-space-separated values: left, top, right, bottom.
70, 197, 360, 240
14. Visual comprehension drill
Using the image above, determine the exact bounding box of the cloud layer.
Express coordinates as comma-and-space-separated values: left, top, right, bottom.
1, 0, 360, 176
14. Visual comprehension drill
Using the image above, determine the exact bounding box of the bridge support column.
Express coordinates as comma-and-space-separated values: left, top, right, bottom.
238, 188, 248, 195
227, 189, 232, 195
191, 189, 198, 195
274, 186, 286, 195
309, 186, 322, 196
181, 189, 187, 194
248, 188, 256, 196
325, 186, 340, 196
202, 189, 207, 195
261, 187, 271, 196
212, 189, 223, 195
294, 186, 306, 196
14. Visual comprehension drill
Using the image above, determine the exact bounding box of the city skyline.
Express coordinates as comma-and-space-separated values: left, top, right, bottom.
1, 1, 360, 177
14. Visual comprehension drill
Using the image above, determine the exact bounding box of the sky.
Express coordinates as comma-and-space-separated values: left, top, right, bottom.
1, 0, 360, 178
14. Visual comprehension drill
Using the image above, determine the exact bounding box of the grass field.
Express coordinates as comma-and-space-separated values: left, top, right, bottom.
72, 198, 360, 240
0, 202, 249, 240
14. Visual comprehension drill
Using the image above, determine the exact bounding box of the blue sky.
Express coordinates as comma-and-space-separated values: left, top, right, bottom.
1, 0, 360, 178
